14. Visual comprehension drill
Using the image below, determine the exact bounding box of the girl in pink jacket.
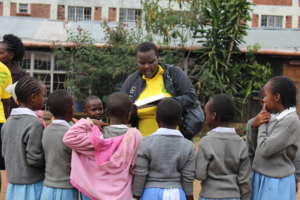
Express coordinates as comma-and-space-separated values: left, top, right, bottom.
63, 92, 142, 200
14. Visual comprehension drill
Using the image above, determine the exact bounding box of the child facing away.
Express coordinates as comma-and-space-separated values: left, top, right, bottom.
63, 92, 142, 200
40, 90, 78, 200
1, 76, 45, 200
196, 94, 251, 200
133, 98, 195, 200
250, 76, 300, 200
84, 95, 104, 120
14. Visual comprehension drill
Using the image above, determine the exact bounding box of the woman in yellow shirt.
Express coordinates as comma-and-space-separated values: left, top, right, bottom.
121, 42, 197, 136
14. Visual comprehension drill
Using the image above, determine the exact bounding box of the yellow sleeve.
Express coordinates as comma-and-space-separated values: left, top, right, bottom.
0, 64, 12, 99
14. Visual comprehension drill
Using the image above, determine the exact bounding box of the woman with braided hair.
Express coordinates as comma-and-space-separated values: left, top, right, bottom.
0, 34, 26, 83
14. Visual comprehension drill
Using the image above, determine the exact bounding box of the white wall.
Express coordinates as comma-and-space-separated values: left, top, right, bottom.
1, 0, 187, 21
249, 0, 300, 28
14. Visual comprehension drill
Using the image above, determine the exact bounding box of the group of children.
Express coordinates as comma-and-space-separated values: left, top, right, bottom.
1, 74, 300, 200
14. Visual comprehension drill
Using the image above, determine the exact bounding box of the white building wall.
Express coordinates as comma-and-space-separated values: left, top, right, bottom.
249, 0, 300, 28
1, 0, 186, 21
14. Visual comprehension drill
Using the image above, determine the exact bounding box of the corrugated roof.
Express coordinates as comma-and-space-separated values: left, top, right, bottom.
0, 16, 300, 56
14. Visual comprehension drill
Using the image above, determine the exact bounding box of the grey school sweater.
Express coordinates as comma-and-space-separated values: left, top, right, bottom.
196, 128, 251, 200
247, 115, 300, 181
133, 128, 195, 197
102, 125, 128, 138
42, 121, 73, 188
252, 109, 300, 178
1, 109, 45, 184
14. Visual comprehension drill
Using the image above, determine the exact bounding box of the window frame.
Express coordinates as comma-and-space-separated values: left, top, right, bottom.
119, 8, 141, 22
67, 6, 92, 21
261, 15, 283, 28
17, 3, 30, 14
21, 51, 68, 96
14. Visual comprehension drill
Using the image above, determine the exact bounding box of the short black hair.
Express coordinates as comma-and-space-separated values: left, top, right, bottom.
106, 92, 132, 119
156, 98, 182, 127
2, 34, 25, 62
84, 95, 101, 108
48, 90, 73, 118
209, 94, 235, 122
15, 76, 42, 104
269, 76, 297, 108
137, 42, 159, 56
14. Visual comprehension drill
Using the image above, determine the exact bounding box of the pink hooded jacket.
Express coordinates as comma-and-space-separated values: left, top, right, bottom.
63, 119, 142, 200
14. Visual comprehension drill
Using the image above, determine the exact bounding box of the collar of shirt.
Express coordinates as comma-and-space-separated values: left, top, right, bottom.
276, 107, 296, 121
142, 65, 164, 80
10, 107, 37, 118
52, 119, 71, 128
209, 127, 236, 135
152, 128, 183, 137
109, 124, 128, 129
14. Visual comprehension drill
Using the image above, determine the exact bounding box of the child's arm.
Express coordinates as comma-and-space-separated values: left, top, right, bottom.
181, 146, 196, 200
133, 140, 149, 199
246, 119, 257, 165
238, 144, 251, 200
25, 120, 45, 168
195, 140, 210, 181
257, 118, 300, 157
63, 119, 95, 156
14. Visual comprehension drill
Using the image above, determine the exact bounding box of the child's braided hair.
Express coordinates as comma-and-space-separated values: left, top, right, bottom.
15, 76, 42, 104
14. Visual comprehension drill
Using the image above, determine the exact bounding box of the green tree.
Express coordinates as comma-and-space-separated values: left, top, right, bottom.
55, 26, 137, 105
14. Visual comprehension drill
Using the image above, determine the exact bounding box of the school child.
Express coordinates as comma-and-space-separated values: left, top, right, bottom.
63, 92, 142, 200
1, 76, 45, 200
133, 98, 195, 200
196, 94, 251, 200
84, 95, 104, 120
250, 76, 300, 200
40, 90, 78, 200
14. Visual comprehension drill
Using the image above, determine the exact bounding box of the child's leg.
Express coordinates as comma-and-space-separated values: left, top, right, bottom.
0, 171, 7, 200
6, 181, 43, 200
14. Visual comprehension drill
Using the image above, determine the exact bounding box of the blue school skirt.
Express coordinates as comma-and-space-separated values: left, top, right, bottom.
80, 193, 92, 200
141, 188, 186, 200
40, 185, 78, 200
200, 198, 239, 200
6, 181, 43, 200
251, 171, 296, 200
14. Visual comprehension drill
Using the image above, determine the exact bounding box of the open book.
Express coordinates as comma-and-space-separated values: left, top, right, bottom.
134, 93, 166, 108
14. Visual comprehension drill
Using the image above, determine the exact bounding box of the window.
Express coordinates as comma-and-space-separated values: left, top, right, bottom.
68, 6, 92, 21
21, 51, 68, 98
119, 8, 141, 22
18, 3, 29, 14
261, 15, 283, 28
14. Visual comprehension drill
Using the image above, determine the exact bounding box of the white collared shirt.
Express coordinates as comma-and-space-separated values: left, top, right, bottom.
10, 107, 37, 118
276, 107, 296, 121
211, 127, 236, 134
152, 128, 183, 137
52, 119, 71, 128
109, 124, 128, 129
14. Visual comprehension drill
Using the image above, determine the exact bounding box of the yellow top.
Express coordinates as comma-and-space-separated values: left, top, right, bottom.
136, 65, 171, 136
0, 62, 12, 123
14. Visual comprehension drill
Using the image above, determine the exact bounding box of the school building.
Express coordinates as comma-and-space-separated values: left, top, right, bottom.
0, 0, 300, 27
250, 0, 300, 28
